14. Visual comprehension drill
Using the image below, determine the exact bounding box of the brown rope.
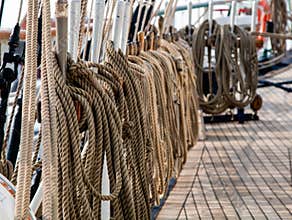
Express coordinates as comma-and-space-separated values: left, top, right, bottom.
192, 20, 258, 114
270, 0, 287, 55
127, 35, 200, 207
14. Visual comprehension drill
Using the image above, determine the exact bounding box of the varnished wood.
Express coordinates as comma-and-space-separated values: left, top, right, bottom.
158, 68, 292, 219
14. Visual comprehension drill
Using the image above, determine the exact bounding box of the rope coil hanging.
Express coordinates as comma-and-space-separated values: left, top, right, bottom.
0, 0, 200, 219
192, 20, 258, 114
128, 34, 199, 206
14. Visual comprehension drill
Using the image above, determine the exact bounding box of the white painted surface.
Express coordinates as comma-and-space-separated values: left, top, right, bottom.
0, 174, 36, 220
112, 0, 125, 50
230, 1, 237, 32
91, 0, 105, 62
68, 0, 81, 61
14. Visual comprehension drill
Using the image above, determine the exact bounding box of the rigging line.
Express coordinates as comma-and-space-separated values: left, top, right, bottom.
139, 1, 150, 32
164, 0, 178, 33
0, 0, 5, 27
163, 0, 174, 33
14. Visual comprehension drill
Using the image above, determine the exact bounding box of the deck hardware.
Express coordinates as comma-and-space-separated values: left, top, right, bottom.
0, 23, 23, 153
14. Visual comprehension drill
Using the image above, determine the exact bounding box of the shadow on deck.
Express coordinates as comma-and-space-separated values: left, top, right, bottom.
157, 70, 292, 220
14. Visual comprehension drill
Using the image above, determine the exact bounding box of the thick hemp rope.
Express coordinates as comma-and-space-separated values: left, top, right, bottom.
128, 35, 199, 206
14, 0, 39, 218
131, 50, 176, 204
192, 20, 228, 114
11, 1, 200, 219
221, 25, 258, 108
192, 20, 258, 114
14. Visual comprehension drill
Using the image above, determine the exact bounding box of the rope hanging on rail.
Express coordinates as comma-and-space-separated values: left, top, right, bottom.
0, 0, 201, 219
192, 20, 258, 114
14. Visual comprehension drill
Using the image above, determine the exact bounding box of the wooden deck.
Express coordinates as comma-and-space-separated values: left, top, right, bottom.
157, 69, 292, 220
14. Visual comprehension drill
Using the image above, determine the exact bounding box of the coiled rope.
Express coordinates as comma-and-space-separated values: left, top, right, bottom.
9, 0, 200, 219
222, 25, 258, 109
128, 36, 199, 206
192, 20, 258, 114
192, 20, 227, 114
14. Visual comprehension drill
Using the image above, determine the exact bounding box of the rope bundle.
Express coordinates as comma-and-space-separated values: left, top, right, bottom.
51, 38, 199, 218
54, 48, 138, 219
192, 20, 258, 114
0, 0, 199, 219
270, 0, 287, 55
128, 36, 199, 206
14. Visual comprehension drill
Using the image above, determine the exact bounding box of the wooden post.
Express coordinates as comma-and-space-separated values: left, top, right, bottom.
149, 32, 154, 50
138, 31, 145, 53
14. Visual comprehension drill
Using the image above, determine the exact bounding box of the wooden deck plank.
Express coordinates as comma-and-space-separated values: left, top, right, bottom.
222, 123, 290, 218
157, 69, 292, 219
213, 125, 271, 218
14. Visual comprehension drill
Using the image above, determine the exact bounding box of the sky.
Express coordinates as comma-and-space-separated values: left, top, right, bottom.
1, 0, 25, 28
1, 0, 225, 29
1, 0, 55, 29
1, 0, 193, 29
